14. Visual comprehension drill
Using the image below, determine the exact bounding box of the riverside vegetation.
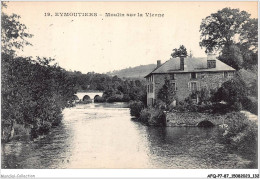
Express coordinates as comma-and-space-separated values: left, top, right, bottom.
1, 2, 147, 142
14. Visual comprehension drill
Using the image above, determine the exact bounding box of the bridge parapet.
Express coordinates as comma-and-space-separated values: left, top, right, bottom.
75, 91, 103, 101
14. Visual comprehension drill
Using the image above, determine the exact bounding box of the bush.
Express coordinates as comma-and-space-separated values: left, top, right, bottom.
129, 101, 144, 118
139, 108, 166, 126
148, 108, 166, 126
106, 95, 123, 103
139, 108, 151, 123
222, 112, 257, 163
122, 94, 131, 102
38, 121, 52, 135
94, 96, 106, 103
230, 102, 243, 111
242, 97, 258, 115
212, 78, 247, 105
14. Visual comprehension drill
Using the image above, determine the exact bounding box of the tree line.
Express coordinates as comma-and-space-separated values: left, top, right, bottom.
67, 71, 147, 104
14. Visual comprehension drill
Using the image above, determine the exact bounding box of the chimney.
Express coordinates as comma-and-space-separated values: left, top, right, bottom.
180, 55, 185, 70
157, 60, 161, 67
207, 53, 216, 68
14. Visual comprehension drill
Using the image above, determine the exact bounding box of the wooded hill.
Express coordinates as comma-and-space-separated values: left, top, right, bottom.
106, 64, 156, 79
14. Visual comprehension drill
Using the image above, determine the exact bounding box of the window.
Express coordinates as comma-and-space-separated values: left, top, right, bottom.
191, 72, 197, 79
191, 82, 197, 91
170, 74, 175, 80
207, 60, 216, 68
147, 85, 150, 93
188, 81, 200, 91
224, 71, 228, 78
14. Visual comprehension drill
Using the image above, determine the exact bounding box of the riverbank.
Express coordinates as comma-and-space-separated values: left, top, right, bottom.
165, 112, 223, 127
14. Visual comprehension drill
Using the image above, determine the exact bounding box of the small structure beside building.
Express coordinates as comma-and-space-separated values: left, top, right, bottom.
145, 54, 236, 106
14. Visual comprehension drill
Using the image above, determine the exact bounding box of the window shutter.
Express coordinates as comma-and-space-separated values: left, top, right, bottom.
188, 82, 191, 90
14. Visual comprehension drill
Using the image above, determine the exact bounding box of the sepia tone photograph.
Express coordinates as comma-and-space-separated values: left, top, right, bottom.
0, 0, 258, 175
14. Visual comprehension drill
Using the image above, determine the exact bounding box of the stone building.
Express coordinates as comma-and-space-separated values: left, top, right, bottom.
145, 54, 236, 106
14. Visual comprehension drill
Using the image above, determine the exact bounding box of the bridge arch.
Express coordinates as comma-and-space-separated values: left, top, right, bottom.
83, 95, 91, 101
94, 95, 100, 100
197, 120, 214, 127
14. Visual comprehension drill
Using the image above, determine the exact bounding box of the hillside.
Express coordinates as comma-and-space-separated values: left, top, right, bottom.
106, 64, 157, 79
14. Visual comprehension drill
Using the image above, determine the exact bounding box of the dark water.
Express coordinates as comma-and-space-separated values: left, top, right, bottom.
1, 103, 256, 169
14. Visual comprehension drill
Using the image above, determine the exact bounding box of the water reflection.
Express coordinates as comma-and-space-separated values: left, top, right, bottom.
1, 103, 256, 169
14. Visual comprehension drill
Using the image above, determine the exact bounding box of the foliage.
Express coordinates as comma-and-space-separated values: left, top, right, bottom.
197, 88, 212, 104
237, 68, 257, 97
67, 71, 147, 104
94, 96, 106, 103
212, 78, 247, 106
139, 108, 151, 123
200, 8, 258, 71
171, 45, 188, 58
139, 108, 166, 126
129, 101, 144, 118
1, 54, 77, 141
241, 97, 258, 115
107, 95, 123, 103
239, 18, 258, 53
157, 77, 176, 108
1, 4, 33, 56
222, 112, 257, 161
199, 8, 251, 53
218, 44, 244, 70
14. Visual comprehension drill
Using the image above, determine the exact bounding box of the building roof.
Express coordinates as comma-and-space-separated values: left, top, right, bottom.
145, 57, 235, 78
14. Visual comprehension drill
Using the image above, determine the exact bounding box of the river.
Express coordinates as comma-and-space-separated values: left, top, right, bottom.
1, 103, 256, 169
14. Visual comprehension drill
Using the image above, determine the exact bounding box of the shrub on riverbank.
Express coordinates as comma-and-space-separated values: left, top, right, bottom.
107, 95, 123, 103
241, 97, 258, 115
139, 108, 166, 126
129, 101, 144, 118
221, 112, 258, 167
94, 96, 106, 103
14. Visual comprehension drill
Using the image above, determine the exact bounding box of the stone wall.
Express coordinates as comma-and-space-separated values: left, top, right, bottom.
165, 112, 224, 127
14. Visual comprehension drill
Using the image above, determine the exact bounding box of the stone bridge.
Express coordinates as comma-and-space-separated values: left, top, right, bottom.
165, 112, 224, 127
74, 91, 103, 101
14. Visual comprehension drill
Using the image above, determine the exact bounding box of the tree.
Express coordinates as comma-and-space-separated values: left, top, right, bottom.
239, 18, 258, 53
212, 77, 247, 106
200, 8, 258, 70
171, 45, 188, 58
218, 44, 244, 70
157, 77, 176, 107
199, 8, 251, 53
1, 2, 33, 56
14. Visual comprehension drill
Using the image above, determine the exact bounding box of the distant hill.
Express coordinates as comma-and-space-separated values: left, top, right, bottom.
106, 64, 157, 79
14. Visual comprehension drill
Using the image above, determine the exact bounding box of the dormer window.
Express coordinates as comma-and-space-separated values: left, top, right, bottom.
191, 72, 197, 79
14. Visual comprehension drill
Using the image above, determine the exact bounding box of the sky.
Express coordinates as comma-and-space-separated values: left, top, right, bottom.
3, 1, 258, 73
